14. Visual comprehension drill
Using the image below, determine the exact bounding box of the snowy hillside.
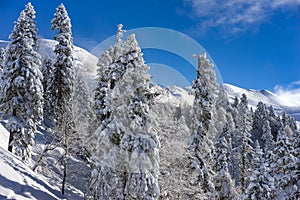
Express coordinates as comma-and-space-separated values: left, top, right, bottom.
163, 84, 300, 122
1, 39, 98, 76
0, 147, 65, 200
223, 84, 300, 121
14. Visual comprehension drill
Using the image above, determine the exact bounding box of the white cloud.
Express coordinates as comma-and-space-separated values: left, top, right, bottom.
185, 0, 300, 35
274, 81, 300, 106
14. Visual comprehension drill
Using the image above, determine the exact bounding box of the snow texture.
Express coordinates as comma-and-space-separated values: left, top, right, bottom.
0, 147, 65, 200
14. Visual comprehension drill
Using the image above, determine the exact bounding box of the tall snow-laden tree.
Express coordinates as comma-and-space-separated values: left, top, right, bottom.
94, 46, 114, 123
273, 129, 299, 199
261, 120, 274, 155
51, 3, 75, 195
188, 53, 217, 197
41, 57, 56, 121
214, 132, 238, 199
0, 3, 43, 161
51, 3, 74, 123
267, 105, 280, 139
244, 140, 275, 200
91, 33, 160, 200
72, 73, 95, 158
252, 101, 267, 145
235, 94, 253, 191
0, 47, 5, 73
23, 2, 38, 48
94, 24, 127, 128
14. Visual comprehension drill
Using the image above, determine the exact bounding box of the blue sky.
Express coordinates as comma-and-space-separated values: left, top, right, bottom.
0, 0, 299, 95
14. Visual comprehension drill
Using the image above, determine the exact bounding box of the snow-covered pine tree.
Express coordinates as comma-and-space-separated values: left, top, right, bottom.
94, 24, 127, 128
94, 46, 114, 123
261, 120, 274, 155
214, 132, 238, 199
72, 73, 95, 158
0, 48, 5, 73
41, 57, 56, 121
92, 33, 160, 200
188, 53, 218, 197
252, 102, 267, 145
51, 3, 74, 123
214, 88, 228, 136
235, 94, 254, 191
0, 3, 43, 161
273, 129, 299, 199
222, 113, 237, 183
23, 2, 38, 49
267, 105, 280, 139
51, 4, 75, 195
244, 140, 275, 199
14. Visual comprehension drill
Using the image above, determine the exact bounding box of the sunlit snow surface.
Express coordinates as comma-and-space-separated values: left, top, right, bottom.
0, 147, 65, 200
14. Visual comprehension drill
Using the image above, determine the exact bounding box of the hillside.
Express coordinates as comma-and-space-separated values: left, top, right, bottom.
0, 146, 65, 200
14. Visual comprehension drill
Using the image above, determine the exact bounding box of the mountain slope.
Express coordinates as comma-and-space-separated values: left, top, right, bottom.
0, 147, 65, 200
163, 84, 300, 122
223, 83, 300, 121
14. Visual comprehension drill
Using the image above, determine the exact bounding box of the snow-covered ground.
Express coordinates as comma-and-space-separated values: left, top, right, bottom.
0, 123, 9, 150
0, 147, 65, 200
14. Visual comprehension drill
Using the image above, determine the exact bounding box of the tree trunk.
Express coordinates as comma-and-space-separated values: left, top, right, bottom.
61, 156, 67, 195
8, 109, 17, 152
8, 132, 13, 152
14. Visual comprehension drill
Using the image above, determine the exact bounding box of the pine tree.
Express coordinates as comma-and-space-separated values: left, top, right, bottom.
267, 105, 280, 139
261, 120, 274, 155
94, 24, 127, 128
252, 102, 267, 145
235, 94, 253, 191
91, 33, 160, 199
94, 46, 114, 123
0, 48, 5, 73
214, 132, 238, 199
0, 3, 43, 161
51, 4, 75, 195
189, 53, 217, 197
51, 3, 74, 122
244, 140, 275, 199
23, 2, 38, 48
273, 129, 299, 199
72, 73, 95, 158
41, 57, 56, 121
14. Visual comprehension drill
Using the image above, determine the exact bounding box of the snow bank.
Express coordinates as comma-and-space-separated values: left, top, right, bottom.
0, 123, 9, 150
0, 147, 65, 200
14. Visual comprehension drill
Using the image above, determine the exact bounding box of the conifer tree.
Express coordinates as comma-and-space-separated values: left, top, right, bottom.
94, 24, 127, 128
189, 53, 217, 197
23, 2, 38, 48
214, 132, 238, 199
0, 48, 5, 73
252, 102, 267, 145
0, 3, 43, 161
41, 57, 56, 121
261, 120, 274, 155
51, 3, 75, 194
235, 94, 253, 191
267, 105, 280, 139
244, 140, 275, 199
273, 129, 299, 199
51, 3, 74, 123
72, 73, 95, 158
92, 32, 160, 200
